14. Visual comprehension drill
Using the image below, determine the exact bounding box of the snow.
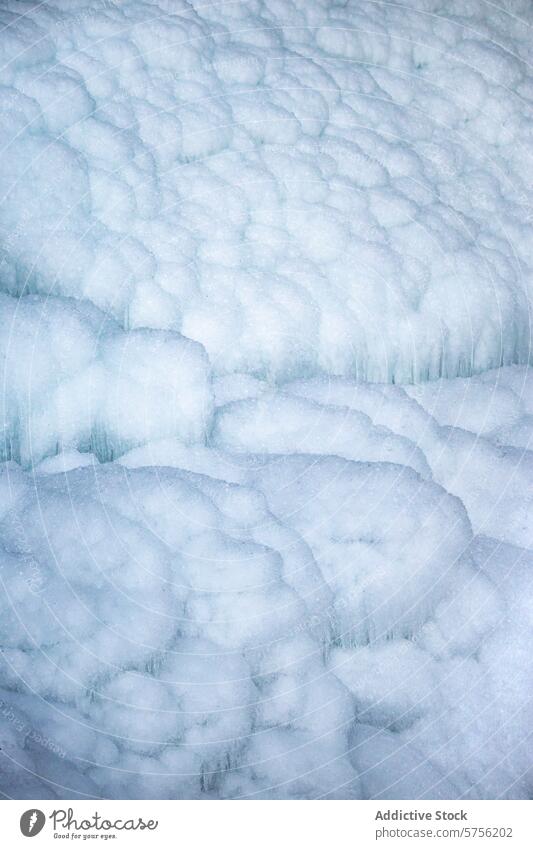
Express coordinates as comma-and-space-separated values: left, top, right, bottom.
0, 293, 212, 465
0, 0, 531, 801
1, 0, 532, 382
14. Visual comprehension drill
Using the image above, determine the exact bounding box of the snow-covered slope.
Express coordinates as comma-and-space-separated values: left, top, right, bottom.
0, 0, 531, 800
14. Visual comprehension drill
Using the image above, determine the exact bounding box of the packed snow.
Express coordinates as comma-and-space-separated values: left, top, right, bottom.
0, 0, 531, 800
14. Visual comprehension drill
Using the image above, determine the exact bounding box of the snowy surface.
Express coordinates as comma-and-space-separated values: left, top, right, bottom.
0, 0, 531, 799
1, 0, 532, 381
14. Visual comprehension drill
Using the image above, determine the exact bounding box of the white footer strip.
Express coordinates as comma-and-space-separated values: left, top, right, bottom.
2, 799, 531, 848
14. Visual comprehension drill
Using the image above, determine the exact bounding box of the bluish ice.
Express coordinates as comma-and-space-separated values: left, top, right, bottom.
0, 0, 531, 799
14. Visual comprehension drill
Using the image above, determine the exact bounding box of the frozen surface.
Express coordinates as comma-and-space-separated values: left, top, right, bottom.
0, 0, 532, 381
0, 293, 212, 465
0, 0, 531, 800
0, 367, 531, 799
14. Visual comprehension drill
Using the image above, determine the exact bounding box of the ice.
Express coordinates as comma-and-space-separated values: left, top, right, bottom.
0, 0, 531, 802
0, 293, 212, 465
1, 365, 531, 798
252, 455, 473, 644
0, 0, 531, 382
212, 393, 432, 477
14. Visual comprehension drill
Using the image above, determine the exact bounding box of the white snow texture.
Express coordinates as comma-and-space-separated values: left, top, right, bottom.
0, 0, 531, 800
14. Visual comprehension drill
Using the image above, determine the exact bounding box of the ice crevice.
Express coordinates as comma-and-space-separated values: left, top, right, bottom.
0, 0, 531, 800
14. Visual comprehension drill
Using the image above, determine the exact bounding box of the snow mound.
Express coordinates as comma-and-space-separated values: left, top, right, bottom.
0, 293, 212, 465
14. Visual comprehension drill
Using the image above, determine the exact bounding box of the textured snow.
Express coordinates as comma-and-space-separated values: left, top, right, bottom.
1, 367, 531, 799
0, 0, 531, 801
1, 0, 532, 381
0, 293, 212, 465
